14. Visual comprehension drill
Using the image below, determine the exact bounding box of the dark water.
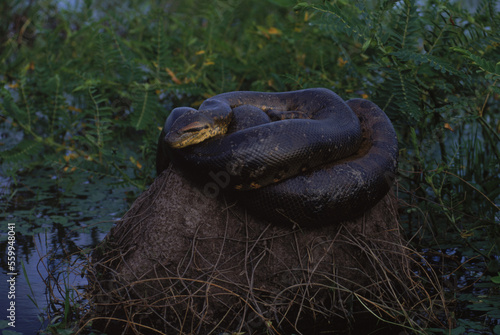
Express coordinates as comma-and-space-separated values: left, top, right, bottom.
0, 232, 92, 333
1, 234, 49, 332
0, 169, 129, 334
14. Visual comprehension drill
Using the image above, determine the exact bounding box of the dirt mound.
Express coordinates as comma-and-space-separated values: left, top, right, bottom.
87, 165, 445, 334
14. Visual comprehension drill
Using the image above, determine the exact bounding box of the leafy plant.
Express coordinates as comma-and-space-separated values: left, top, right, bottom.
493, 272, 500, 284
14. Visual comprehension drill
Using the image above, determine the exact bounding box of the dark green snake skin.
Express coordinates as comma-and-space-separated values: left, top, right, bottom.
156, 88, 398, 227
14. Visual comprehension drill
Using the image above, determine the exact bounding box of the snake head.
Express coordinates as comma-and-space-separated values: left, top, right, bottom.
165, 108, 231, 149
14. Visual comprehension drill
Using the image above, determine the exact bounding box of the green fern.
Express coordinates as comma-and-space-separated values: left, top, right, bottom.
0, 87, 29, 126
391, 50, 458, 75
152, 14, 171, 82
0, 139, 42, 162
308, 2, 369, 44
451, 47, 500, 80
379, 66, 422, 124
88, 88, 111, 148
130, 83, 160, 131
109, 29, 137, 85
390, 0, 420, 49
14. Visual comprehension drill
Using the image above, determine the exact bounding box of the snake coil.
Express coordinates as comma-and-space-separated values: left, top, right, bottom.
157, 88, 398, 227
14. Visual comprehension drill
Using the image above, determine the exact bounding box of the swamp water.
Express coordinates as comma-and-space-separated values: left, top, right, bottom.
1, 168, 128, 334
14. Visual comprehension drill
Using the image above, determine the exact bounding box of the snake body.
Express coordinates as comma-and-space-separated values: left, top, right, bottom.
156, 88, 398, 226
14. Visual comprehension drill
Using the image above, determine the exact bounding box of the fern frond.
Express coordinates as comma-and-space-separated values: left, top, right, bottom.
451, 47, 500, 79
309, 2, 369, 43
130, 84, 160, 130
387, 0, 420, 49
396, 68, 421, 120
0, 87, 28, 125
391, 50, 458, 75
46, 74, 62, 135
0, 139, 42, 163
94, 31, 115, 77
447, 6, 499, 52
152, 15, 171, 81
474, 0, 500, 29
110, 29, 137, 85
378, 66, 421, 124
85, 87, 113, 151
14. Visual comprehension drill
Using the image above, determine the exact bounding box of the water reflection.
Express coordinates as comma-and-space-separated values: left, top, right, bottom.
1, 168, 129, 334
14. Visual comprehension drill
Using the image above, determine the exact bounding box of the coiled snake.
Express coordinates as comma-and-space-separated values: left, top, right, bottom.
156, 88, 398, 227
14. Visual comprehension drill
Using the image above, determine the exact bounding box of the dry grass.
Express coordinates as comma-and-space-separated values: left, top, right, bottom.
83, 222, 449, 334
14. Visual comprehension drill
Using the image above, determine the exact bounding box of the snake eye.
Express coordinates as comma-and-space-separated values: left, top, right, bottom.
180, 121, 210, 133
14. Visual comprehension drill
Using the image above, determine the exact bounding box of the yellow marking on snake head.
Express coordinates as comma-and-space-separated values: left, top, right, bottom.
179, 121, 205, 133
167, 121, 212, 148
249, 182, 262, 189
167, 113, 231, 149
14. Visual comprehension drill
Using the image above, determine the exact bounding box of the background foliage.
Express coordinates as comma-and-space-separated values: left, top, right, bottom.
0, 0, 499, 333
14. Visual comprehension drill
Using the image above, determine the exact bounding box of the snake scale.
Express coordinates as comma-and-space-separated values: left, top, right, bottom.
156, 88, 398, 227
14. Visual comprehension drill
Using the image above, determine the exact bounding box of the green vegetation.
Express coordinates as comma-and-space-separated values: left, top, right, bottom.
1, 0, 499, 333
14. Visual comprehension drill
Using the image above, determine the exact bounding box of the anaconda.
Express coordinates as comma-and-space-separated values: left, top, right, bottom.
156, 88, 398, 227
